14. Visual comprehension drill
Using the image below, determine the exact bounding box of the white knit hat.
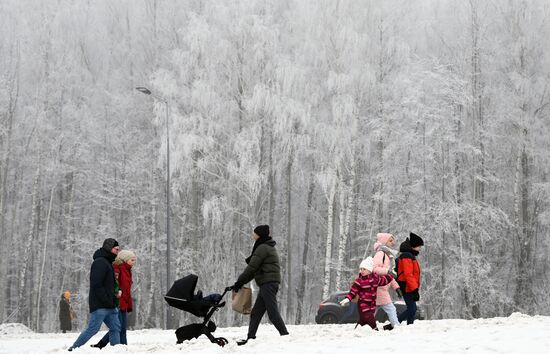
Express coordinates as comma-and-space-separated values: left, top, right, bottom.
115, 250, 136, 265
359, 257, 374, 272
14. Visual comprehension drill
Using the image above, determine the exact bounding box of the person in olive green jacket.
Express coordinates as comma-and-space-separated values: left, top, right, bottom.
233, 225, 289, 345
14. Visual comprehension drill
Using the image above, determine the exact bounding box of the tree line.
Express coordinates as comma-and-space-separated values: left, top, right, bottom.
0, 0, 549, 332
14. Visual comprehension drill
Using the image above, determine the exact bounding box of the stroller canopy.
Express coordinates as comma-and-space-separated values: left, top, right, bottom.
165, 274, 214, 317
166, 274, 198, 301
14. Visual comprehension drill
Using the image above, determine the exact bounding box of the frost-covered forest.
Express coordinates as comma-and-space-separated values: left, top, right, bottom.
1, 0, 549, 333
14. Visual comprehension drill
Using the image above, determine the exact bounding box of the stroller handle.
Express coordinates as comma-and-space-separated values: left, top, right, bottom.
224, 286, 234, 293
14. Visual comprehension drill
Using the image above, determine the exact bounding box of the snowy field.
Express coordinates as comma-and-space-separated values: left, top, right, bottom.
1, 313, 549, 354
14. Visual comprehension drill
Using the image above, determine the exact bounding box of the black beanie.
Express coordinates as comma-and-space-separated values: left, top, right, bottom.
253, 225, 270, 239
102, 238, 119, 251
409, 232, 424, 248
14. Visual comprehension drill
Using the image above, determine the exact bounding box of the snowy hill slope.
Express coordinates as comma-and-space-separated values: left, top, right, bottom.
1, 313, 549, 353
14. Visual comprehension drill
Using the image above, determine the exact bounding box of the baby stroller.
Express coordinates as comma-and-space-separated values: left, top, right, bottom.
165, 274, 231, 347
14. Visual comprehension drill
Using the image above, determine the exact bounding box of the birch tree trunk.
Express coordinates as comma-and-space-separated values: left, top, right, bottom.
59, 172, 74, 310
335, 175, 354, 290
268, 121, 275, 229
191, 149, 201, 265
513, 141, 534, 311
35, 183, 55, 332
470, 0, 485, 204
18, 165, 41, 327
441, 144, 447, 294
296, 172, 315, 324
147, 201, 159, 328
322, 181, 336, 300
0, 49, 19, 323
0, 53, 19, 241
285, 147, 293, 321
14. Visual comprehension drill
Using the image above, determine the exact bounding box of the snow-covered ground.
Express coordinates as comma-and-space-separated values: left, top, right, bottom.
1, 313, 549, 353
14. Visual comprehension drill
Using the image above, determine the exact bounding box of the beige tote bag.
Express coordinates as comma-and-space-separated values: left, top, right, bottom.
232, 286, 252, 315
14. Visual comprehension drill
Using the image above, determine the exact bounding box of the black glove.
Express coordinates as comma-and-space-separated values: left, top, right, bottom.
396, 288, 403, 299
411, 288, 420, 301
232, 281, 243, 292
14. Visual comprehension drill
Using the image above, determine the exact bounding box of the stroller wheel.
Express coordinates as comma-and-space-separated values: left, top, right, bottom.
215, 337, 228, 347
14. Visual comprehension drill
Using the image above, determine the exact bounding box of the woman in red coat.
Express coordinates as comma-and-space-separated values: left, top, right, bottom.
396, 232, 424, 325
93, 250, 136, 348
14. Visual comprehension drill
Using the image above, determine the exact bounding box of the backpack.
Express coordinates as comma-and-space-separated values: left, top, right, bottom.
377, 250, 397, 277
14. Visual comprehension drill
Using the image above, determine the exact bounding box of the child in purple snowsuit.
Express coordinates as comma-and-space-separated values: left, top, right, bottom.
340, 257, 393, 329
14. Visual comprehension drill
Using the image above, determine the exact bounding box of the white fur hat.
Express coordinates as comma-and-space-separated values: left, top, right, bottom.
359, 257, 374, 272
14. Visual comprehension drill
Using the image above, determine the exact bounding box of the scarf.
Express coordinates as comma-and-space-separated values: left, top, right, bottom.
378, 245, 398, 258
245, 236, 273, 264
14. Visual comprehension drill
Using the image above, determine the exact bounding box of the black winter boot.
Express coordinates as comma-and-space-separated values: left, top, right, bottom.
90, 339, 107, 349
383, 324, 394, 331
237, 336, 256, 346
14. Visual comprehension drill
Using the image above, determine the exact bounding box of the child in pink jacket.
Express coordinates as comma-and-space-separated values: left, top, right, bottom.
373, 233, 402, 330
340, 257, 393, 329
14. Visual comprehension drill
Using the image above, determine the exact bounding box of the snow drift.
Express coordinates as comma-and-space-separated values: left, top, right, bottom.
1, 313, 549, 353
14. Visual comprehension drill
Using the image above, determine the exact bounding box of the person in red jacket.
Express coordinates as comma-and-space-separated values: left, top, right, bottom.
339, 257, 393, 329
93, 250, 137, 348
396, 232, 424, 325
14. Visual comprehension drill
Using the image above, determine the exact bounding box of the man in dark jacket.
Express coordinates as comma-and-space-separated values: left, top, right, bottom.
232, 225, 289, 345
68, 238, 121, 351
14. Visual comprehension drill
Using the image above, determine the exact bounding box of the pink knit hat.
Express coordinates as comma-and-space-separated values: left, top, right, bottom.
373, 233, 394, 251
